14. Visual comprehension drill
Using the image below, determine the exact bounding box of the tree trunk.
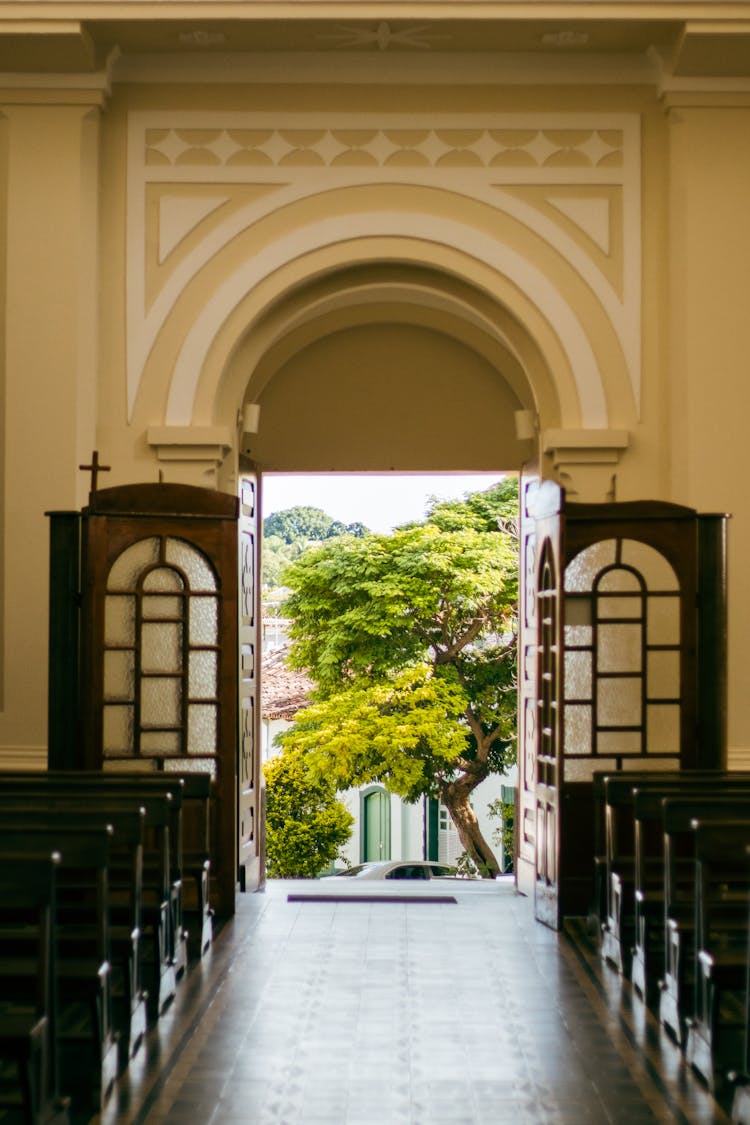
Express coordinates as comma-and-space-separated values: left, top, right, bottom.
441, 780, 500, 878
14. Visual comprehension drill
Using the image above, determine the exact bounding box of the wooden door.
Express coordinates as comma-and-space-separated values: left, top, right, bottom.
532, 482, 565, 929
78, 482, 239, 916
363, 789, 389, 862
516, 471, 540, 898
237, 464, 262, 891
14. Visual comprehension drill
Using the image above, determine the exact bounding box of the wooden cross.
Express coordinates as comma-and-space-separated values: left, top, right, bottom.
79, 450, 111, 494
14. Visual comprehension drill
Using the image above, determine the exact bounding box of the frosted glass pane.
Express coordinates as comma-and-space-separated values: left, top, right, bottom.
188, 704, 217, 753
141, 678, 181, 726
565, 625, 592, 647
165, 757, 217, 778
564, 650, 591, 701
598, 569, 641, 593
104, 651, 134, 701
564, 704, 591, 755
598, 730, 642, 755
141, 622, 182, 673
647, 598, 680, 645
189, 597, 218, 645
105, 596, 135, 645
165, 538, 217, 591
598, 677, 641, 726
189, 651, 217, 698
108, 538, 160, 591
647, 704, 680, 754
564, 540, 617, 592
565, 759, 617, 781
598, 596, 642, 619
141, 731, 181, 754
565, 598, 592, 626
647, 651, 680, 699
103, 705, 133, 753
620, 540, 679, 590
597, 624, 642, 673
142, 595, 183, 619
143, 568, 183, 592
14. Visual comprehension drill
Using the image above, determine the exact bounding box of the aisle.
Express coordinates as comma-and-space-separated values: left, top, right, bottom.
101, 878, 726, 1125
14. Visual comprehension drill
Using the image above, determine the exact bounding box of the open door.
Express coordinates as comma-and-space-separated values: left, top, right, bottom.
237, 462, 263, 892
518, 486, 728, 930
516, 470, 540, 898
531, 483, 565, 928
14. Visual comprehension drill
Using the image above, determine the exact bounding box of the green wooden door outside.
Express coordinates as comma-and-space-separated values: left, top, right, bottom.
363, 789, 389, 861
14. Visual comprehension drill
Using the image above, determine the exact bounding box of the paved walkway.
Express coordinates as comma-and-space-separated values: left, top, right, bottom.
103, 877, 728, 1125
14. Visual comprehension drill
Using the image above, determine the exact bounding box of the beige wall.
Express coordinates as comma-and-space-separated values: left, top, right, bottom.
1, 8, 750, 765
667, 103, 750, 757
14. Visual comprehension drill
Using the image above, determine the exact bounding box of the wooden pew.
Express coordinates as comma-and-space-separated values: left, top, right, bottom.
730, 845, 750, 1125
657, 794, 750, 1045
684, 818, 750, 1091
0, 850, 69, 1125
171, 772, 214, 956
0, 823, 118, 1113
0, 797, 148, 1068
0, 778, 177, 1021
597, 770, 750, 975
0, 770, 215, 961
632, 788, 750, 1005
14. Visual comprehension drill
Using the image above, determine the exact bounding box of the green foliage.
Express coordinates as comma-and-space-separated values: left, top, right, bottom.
488, 796, 515, 873
262, 507, 370, 592
263, 505, 336, 544
278, 664, 470, 803
264, 748, 354, 878
281, 496, 518, 698
263, 505, 371, 546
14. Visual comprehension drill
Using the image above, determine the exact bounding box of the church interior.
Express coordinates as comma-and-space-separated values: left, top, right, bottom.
3, 1, 750, 1121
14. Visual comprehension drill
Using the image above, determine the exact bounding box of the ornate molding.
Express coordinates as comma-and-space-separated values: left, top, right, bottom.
127, 110, 642, 431
147, 425, 234, 466
543, 427, 630, 503
144, 124, 624, 171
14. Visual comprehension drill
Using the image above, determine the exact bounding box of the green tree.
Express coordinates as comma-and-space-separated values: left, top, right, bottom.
278, 479, 518, 877
264, 505, 335, 544
264, 747, 354, 878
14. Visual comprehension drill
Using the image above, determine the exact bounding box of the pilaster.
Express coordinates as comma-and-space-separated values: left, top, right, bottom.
0, 88, 102, 753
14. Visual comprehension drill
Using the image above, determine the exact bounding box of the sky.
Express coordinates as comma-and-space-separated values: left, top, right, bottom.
262, 473, 505, 534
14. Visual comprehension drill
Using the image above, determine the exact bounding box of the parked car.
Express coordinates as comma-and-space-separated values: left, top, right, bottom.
322, 860, 459, 881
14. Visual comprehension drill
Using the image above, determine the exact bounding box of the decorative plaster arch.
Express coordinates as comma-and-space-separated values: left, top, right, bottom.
212, 267, 556, 431
164, 213, 607, 429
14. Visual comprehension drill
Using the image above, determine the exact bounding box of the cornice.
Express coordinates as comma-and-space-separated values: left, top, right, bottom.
5, 4, 750, 15
112, 48, 658, 86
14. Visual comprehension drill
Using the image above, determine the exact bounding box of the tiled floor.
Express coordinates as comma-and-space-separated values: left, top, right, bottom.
97, 878, 730, 1125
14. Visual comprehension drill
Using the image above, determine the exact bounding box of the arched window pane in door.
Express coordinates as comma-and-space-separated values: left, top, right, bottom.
102, 536, 219, 771
562, 538, 682, 777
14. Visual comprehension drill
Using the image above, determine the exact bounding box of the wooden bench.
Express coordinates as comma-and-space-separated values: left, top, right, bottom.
0, 798, 148, 1068
655, 794, 750, 1047
597, 770, 750, 975
0, 778, 177, 1022
0, 770, 215, 961
0, 822, 118, 1113
0, 850, 69, 1125
632, 787, 750, 1006
683, 818, 750, 1092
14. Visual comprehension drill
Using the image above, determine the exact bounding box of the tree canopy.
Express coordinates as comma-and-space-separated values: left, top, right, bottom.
274, 478, 519, 876
263, 504, 369, 545
264, 749, 354, 878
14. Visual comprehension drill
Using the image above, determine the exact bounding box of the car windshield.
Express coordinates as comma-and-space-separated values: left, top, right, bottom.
334, 863, 379, 877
